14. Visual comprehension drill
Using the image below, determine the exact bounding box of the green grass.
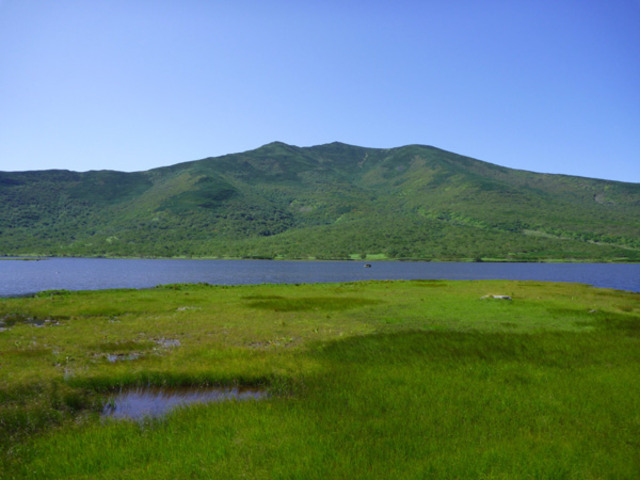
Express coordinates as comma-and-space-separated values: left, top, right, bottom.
1, 280, 640, 478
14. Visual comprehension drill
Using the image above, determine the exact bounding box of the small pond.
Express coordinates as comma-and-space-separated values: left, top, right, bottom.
102, 386, 268, 420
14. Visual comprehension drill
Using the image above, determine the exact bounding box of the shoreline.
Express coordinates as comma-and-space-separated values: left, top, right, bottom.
2, 254, 638, 264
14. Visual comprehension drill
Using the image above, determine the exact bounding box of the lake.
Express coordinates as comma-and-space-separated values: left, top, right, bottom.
0, 258, 639, 297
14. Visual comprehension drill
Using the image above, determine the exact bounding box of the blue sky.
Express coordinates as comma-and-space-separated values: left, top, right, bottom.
1, 1, 638, 182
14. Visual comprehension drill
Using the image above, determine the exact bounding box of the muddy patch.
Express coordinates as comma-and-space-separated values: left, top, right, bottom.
95, 340, 154, 352
0, 313, 67, 329
155, 338, 181, 348
102, 386, 268, 420
244, 295, 381, 312
106, 353, 141, 363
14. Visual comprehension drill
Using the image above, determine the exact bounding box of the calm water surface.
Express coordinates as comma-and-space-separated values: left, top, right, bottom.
1, 258, 639, 296
102, 386, 268, 421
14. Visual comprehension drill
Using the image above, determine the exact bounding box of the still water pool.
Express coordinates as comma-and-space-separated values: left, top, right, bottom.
102, 386, 268, 421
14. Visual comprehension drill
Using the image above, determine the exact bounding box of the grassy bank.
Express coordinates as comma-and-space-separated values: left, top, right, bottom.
1, 280, 639, 478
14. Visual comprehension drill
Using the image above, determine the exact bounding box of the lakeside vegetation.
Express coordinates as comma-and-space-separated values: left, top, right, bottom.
2, 142, 640, 262
1, 280, 639, 478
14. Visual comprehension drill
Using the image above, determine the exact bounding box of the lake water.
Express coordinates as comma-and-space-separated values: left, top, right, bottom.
0, 258, 639, 297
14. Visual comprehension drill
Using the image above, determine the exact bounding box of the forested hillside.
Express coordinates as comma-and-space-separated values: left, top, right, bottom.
1, 142, 639, 261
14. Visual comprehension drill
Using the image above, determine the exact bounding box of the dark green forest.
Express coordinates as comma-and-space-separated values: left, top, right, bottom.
1, 142, 639, 261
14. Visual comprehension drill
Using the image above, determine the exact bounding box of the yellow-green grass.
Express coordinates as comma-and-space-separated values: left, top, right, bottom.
1, 280, 639, 478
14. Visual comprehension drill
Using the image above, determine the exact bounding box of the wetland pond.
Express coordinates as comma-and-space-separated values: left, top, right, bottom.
102, 386, 268, 420
1, 258, 640, 295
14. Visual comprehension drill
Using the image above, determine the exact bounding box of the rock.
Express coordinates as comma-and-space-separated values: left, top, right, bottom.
481, 294, 512, 300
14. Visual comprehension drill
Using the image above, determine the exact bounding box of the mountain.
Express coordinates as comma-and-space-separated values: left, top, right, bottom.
1, 142, 639, 261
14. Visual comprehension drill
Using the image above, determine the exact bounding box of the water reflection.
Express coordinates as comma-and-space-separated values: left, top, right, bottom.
102, 386, 268, 420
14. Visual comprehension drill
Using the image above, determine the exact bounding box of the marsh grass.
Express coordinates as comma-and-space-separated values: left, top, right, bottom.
1, 280, 639, 478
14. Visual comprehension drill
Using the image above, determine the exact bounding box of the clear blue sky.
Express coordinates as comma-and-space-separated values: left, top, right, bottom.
1, 1, 638, 182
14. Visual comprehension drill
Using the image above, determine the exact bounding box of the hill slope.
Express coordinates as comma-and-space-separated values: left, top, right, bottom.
1, 142, 639, 261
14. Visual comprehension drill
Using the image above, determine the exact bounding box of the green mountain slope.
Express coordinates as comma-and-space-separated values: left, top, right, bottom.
1, 142, 639, 261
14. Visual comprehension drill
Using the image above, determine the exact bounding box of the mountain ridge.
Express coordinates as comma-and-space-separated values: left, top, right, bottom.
1, 142, 639, 261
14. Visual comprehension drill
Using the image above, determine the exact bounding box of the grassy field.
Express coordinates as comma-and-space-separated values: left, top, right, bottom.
1, 280, 639, 478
